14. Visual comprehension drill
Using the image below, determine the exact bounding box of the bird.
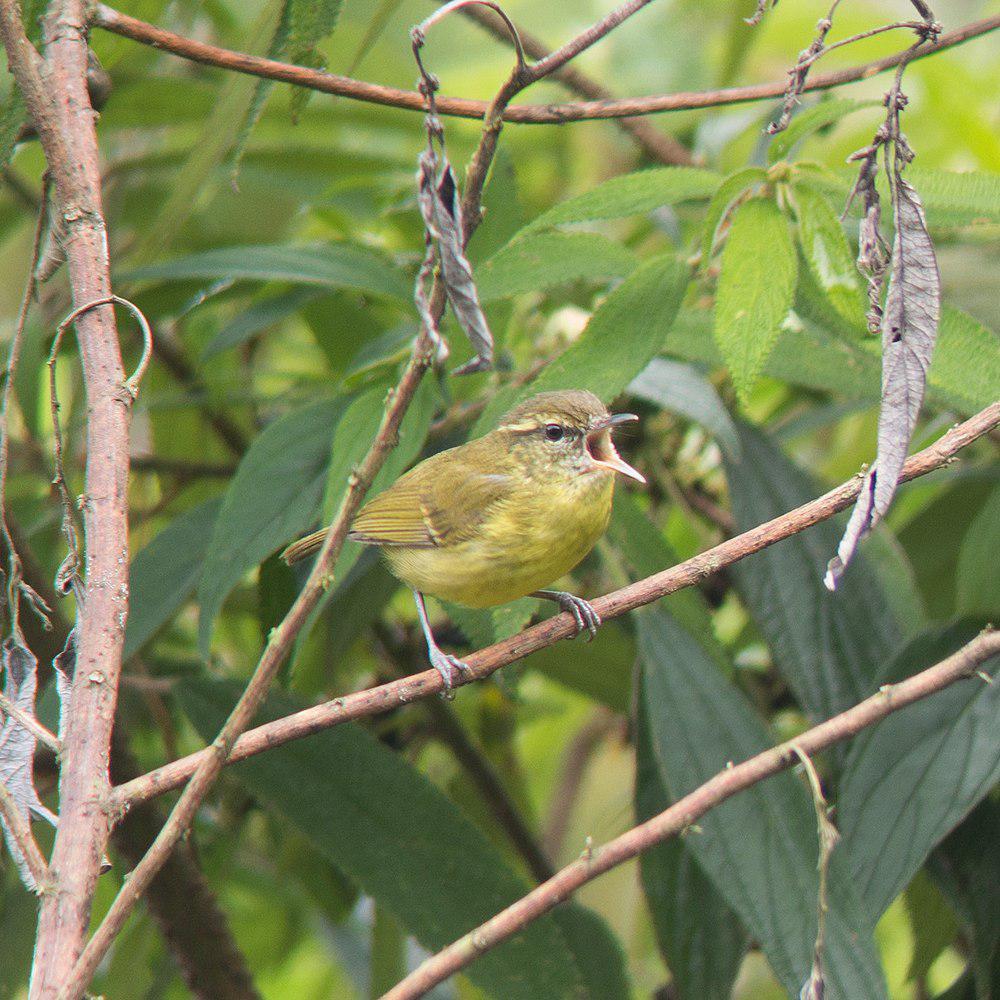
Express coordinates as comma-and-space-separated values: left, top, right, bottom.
282, 389, 645, 689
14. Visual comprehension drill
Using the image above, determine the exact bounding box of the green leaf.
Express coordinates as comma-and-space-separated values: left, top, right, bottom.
0, 86, 25, 171
904, 871, 959, 984
837, 621, 1000, 923
929, 307, 1000, 415
635, 690, 746, 999
125, 499, 223, 660
638, 607, 887, 999
198, 397, 347, 654
553, 906, 631, 1000
956, 486, 1000, 617
126, 243, 410, 301
627, 357, 740, 458
522, 167, 722, 233
700, 166, 766, 266
202, 288, 321, 359
476, 232, 637, 302
767, 99, 879, 164
792, 182, 867, 327
179, 679, 589, 1000
906, 168, 1000, 221
723, 422, 901, 720
713, 197, 797, 401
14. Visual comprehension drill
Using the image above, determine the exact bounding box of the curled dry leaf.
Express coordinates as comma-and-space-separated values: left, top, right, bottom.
826, 176, 940, 588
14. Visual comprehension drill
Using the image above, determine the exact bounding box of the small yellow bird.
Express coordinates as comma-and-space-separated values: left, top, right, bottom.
282, 389, 645, 687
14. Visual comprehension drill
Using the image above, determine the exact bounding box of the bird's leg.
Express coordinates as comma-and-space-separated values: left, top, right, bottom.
412, 590, 471, 693
531, 590, 601, 640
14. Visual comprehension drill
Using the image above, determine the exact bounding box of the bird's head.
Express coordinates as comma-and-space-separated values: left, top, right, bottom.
495, 390, 645, 485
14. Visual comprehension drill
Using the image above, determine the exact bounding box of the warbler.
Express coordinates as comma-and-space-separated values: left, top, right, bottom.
282, 389, 645, 688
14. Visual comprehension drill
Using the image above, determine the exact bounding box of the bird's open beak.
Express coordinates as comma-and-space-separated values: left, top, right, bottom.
586, 413, 646, 484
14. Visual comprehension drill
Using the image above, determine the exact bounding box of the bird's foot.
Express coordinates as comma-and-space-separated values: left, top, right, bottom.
428, 647, 471, 698
533, 590, 601, 640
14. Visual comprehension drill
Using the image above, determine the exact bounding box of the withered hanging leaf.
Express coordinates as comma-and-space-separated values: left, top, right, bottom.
416, 149, 493, 375
827, 177, 940, 588
0, 639, 56, 890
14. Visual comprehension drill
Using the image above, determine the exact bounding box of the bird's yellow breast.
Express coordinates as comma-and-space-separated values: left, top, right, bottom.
385, 471, 615, 608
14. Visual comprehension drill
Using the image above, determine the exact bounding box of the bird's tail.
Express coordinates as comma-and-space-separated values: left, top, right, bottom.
280, 529, 327, 565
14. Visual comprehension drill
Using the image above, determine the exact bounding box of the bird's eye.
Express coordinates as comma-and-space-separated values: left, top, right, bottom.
544, 423, 564, 442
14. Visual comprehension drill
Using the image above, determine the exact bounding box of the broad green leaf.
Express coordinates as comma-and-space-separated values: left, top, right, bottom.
552, 907, 631, 1000
639, 608, 887, 999
202, 288, 321, 359
956, 486, 1000, 616
628, 357, 740, 458
906, 168, 1000, 221
929, 307, 1000, 415
724, 422, 901, 720
636, 692, 746, 999
713, 197, 797, 401
522, 167, 722, 233
792, 182, 866, 327
127, 243, 410, 301
474, 254, 688, 435
476, 232, 637, 302
837, 621, 1000, 923
904, 872, 958, 984
179, 679, 588, 1000
767, 99, 879, 164
124, 498, 222, 659
198, 397, 346, 653
699, 166, 766, 266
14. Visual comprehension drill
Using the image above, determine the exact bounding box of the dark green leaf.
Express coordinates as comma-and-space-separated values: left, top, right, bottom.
0, 87, 25, 171
837, 621, 1000, 922
476, 232, 637, 303
724, 422, 901, 720
179, 679, 588, 1000
713, 197, 797, 400
126, 243, 410, 301
202, 288, 321, 359
125, 498, 222, 659
198, 397, 347, 653
636, 691, 745, 999
638, 607, 887, 999
956, 485, 1000, 616
904, 871, 958, 984
522, 167, 722, 233
553, 905, 631, 1000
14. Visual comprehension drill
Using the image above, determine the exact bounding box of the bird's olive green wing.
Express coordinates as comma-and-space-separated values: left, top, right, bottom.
349, 449, 515, 548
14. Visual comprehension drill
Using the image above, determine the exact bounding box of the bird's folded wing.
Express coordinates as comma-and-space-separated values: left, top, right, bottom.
349, 464, 514, 548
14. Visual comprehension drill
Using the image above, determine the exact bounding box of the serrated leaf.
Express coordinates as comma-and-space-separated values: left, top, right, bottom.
636, 691, 746, 999
476, 232, 637, 302
126, 243, 410, 301
198, 397, 347, 653
792, 182, 867, 327
767, 99, 879, 164
522, 167, 722, 233
628, 357, 740, 457
178, 679, 589, 1000
699, 166, 766, 267
837, 621, 1000, 923
638, 608, 887, 999
124, 498, 223, 659
906, 168, 1000, 221
713, 197, 797, 401
929, 307, 1000, 415
828, 177, 940, 587
724, 422, 900, 720
956, 486, 1000, 617
202, 288, 321, 359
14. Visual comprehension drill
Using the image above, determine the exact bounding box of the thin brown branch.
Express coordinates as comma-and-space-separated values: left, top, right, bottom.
0, 0, 134, 994
112, 400, 1000, 810
384, 629, 1000, 1000
0, 691, 61, 755
91, 5, 1000, 124
0, 776, 49, 890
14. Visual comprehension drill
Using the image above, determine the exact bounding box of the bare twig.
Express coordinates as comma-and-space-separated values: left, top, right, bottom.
91, 5, 1000, 125
0, 691, 61, 755
111, 400, 1000, 810
0, 777, 49, 891
383, 630, 1000, 1000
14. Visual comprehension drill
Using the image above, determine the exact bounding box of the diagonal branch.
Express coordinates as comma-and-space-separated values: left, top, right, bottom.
384, 628, 1000, 1000
91, 5, 1000, 124
0, 778, 49, 890
111, 400, 1000, 810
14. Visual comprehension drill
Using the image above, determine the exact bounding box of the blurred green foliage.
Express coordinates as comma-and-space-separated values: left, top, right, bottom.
1, 1, 998, 998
